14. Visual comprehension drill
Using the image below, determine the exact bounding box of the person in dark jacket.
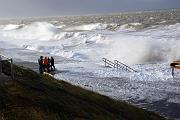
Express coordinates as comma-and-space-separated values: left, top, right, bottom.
48, 57, 51, 72
50, 56, 55, 71
38, 56, 43, 74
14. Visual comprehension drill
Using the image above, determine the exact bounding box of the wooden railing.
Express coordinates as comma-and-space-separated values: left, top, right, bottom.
0, 54, 14, 79
102, 58, 137, 72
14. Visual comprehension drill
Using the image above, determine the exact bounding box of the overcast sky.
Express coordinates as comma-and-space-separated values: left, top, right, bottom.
0, 0, 180, 18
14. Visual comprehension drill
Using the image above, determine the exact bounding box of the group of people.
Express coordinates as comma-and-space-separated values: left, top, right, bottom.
38, 56, 55, 74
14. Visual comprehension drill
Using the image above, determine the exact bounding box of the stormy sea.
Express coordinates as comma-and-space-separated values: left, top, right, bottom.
0, 9, 180, 119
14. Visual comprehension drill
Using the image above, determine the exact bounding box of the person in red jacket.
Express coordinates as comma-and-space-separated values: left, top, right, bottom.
43, 57, 49, 72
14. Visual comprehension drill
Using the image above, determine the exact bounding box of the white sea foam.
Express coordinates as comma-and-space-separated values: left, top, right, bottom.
0, 24, 24, 30
0, 20, 180, 119
56, 25, 66, 29
65, 23, 108, 31
105, 23, 180, 64
0, 22, 179, 64
1, 22, 58, 41
119, 22, 143, 31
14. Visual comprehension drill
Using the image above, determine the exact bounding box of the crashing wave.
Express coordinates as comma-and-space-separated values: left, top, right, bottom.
54, 32, 75, 40
56, 25, 66, 29
1, 24, 24, 31
106, 23, 144, 31
1, 22, 58, 41
119, 23, 143, 31
65, 23, 108, 31
0, 21, 179, 64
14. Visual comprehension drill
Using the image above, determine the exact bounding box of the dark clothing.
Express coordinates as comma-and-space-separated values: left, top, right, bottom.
170, 63, 177, 77
172, 67, 174, 77
38, 57, 43, 74
38, 56, 55, 73
170, 63, 178, 67
50, 57, 55, 71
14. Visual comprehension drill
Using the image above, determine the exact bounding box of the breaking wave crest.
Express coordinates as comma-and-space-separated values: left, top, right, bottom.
106, 23, 180, 64
0, 22, 179, 64
65, 23, 108, 31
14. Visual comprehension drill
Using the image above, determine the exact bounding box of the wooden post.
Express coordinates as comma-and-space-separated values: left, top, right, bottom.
0, 55, 2, 75
10, 58, 14, 80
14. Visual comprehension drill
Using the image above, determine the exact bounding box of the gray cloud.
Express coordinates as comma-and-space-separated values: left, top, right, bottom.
0, 0, 179, 18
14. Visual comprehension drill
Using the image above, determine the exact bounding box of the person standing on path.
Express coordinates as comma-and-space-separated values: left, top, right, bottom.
50, 56, 55, 71
43, 56, 49, 72
38, 56, 43, 74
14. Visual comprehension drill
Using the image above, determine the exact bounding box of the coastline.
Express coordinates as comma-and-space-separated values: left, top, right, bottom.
0, 60, 165, 120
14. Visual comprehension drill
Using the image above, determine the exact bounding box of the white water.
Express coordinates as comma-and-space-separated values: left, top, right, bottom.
0, 22, 179, 63
0, 21, 180, 119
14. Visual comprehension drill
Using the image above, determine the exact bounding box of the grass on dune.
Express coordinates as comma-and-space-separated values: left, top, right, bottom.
0, 61, 165, 120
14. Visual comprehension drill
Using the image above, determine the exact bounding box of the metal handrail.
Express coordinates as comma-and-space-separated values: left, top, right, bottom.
114, 60, 137, 72
102, 58, 137, 72
102, 58, 115, 68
